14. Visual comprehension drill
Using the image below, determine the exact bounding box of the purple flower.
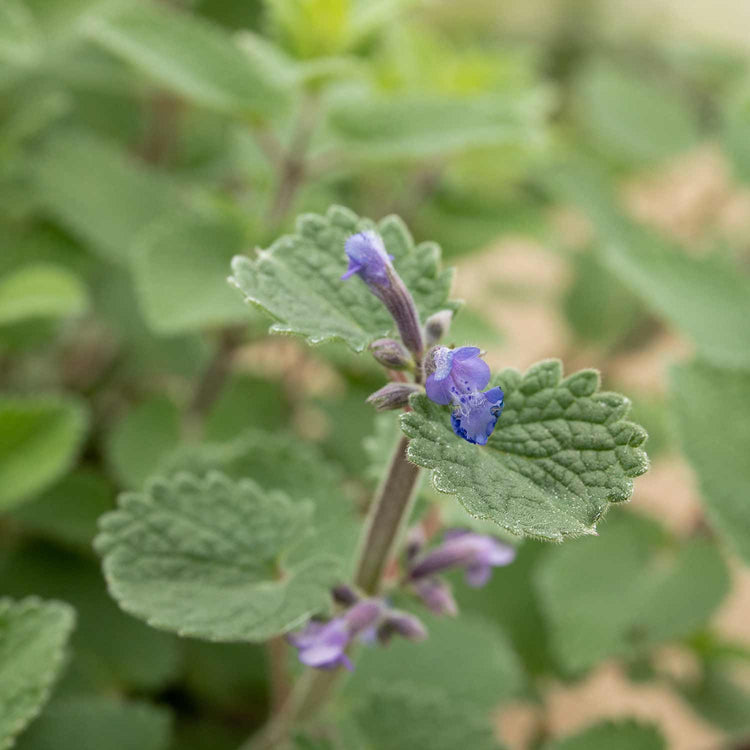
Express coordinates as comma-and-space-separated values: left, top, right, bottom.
425, 346, 504, 445
287, 618, 353, 670
342, 230, 394, 287
413, 577, 458, 616
409, 529, 516, 588
341, 231, 424, 358
377, 610, 428, 643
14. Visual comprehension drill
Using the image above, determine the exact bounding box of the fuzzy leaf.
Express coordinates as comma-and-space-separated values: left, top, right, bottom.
0, 598, 76, 750
671, 361, 750, 563
401, 360, 648, 540
85, 3, 286, 118
0, 395, 88, 512
95, 472, 339, 642
229, 205, 458, 352
15, 696, 171, 750
544, 720, 666, 750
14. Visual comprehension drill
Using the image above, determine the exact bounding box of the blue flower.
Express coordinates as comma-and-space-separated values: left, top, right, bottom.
341, 230, 394, 288
425, 346, 504, 445
409, 529, 516, 589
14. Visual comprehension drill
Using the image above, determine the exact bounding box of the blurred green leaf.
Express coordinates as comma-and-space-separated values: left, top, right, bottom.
0, 597, 75, 750
326, 91, 548, 161
678, 666, 750, 736
9, 469, 112, 548
572, 58, 699, 164
96, 472, 340, 641
31, 130, 181, 263
15, 696, 172, 750
350, 613, 523, 711
86, 3, 287, 118
204, 374, 291, 440
351, 683, 504, 750
402, 360, 648, 540
106, 395, 181, 490
0, 544, 181, 692
0, 395, 88, 512
535, 514, 729, 673
671, 361, 750, 563
131, 211, 251, 334
265, 0, 350, 59
544, 720, 666, 750
230, 205, 458, 352
0, 264, 88, 325
548, 163, 750, 369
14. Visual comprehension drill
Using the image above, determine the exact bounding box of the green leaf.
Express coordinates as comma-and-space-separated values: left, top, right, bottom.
0, 395, 88, 512
9, 469, 113, 548
0, 264, 88, 325
535, 514, 729, 673
351, 683, 504, 750
131, 212, 251, 334
106, 396, 181, 490
401, 360, 648, 540
160, 429, 360, 569
572, 58, 699, 164
229, 205, 458, 352
544, 720, 666, 750
85, 3, 286, 118
547, 163, 750, 370
15, 696, 171, 750
31, 130, 181, 263
671, 361, 750, 563
0, 598, 75, 750
678, 666, 750, 735
325, 91, 548, 161
0, 544, 181, 693
349, 613, 523, 711
95, 472, 340, 641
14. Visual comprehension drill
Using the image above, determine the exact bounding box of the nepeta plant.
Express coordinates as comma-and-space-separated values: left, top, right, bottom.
91, 205, 648, 747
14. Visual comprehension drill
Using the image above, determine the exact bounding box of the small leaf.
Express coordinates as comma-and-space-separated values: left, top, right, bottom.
15, 696, 172, 750
0, 395, 88, 512
352, 683, 504, 750
95, 472, 340, 642
230, 205, 458, 352
679, 666, 750, 735
131, 212, 251, 335
544, 720, 666, 750
401, 360, 648, 540
106, 396, 181, 490
85, 3, 287, 118
671, 361, 750, 563
0, 264, 88, 325
0, 597, 76, 750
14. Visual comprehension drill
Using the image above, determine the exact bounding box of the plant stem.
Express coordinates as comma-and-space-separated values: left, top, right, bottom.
353, 435, 421, 594
241, 434, 421, 749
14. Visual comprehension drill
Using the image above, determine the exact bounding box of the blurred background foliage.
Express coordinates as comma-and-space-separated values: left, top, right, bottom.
1, 0, 750, 748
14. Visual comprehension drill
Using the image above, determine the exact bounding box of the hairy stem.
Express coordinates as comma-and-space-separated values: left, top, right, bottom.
242, 434, 421, 749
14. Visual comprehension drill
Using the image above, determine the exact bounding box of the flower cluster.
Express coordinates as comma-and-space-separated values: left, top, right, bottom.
342, 231, 504, 445
407, 529, 516, 615
288, 594, 426, 671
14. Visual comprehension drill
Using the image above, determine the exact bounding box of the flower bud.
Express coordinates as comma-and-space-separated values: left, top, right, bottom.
366, 382, 421, 412
332, 584, 358, 606
413, 578, 458, 616
424, 309, 453, 347
342, 231, 425, 359
378, 610, 428, 644
370, 338, 413, 371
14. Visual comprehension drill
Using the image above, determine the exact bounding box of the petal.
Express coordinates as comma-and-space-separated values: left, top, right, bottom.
451, 356, 491, 392
425, 373, 453, 405
452, 346, 481, 360
465, 563, 492, 587
483, 386, 504, 407
450, 398, 500, 445
487, 539, 516, 567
